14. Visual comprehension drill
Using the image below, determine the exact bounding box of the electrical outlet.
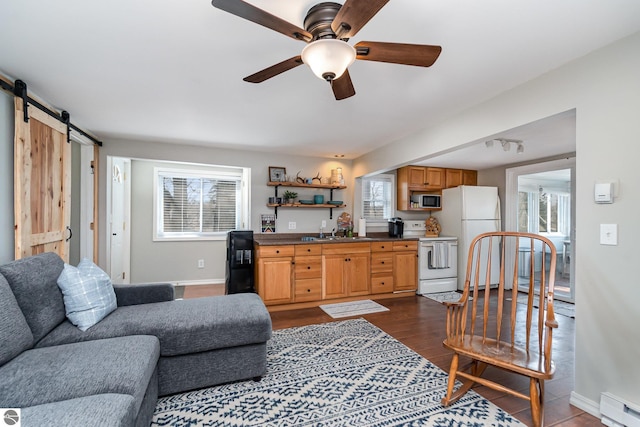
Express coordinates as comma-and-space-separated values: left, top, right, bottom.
321, 220, 327, 228
197, 259, 205, 268
288, 222, 296, 230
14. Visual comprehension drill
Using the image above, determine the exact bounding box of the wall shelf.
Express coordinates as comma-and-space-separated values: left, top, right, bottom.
267, 181, 346, 219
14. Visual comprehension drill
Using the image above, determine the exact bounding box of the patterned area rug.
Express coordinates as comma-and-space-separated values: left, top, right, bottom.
319, 299, 389, 318
422, 291, 465, 304
152, 319, 524, 426
517, 294, 575, 318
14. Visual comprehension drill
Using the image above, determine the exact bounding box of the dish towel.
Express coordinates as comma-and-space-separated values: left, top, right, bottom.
432, 242, 449, 269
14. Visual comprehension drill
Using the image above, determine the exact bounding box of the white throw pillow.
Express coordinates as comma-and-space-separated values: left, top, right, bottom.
56, 258, 117, 331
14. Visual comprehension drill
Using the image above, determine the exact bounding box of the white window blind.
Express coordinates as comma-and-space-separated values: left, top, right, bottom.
362, 174, 393, 221
155, 166, 249, 240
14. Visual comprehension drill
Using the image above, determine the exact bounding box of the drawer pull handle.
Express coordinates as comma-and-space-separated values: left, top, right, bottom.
276, 250, 280, 253
307, 266, 311, 269
307, 248, 311, 252
381, 261, 385, 264
307, 289, 311, 292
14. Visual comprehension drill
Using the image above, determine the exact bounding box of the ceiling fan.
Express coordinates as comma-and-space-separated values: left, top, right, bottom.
211, 0, 442, 100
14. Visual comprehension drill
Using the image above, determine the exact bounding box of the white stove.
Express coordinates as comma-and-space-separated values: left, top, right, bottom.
402, 221, 458, 295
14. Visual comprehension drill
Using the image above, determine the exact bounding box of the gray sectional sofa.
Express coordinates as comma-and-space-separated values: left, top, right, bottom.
0, 252, 272, 427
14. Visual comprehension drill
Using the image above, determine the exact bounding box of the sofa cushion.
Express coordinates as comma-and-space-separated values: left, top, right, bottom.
0, 335, 159, 411
0, 274, 34, 365
21, 394, 137, 427
0, 252, 65, 342
57, 258, 117, 331
38, 293, 272, 356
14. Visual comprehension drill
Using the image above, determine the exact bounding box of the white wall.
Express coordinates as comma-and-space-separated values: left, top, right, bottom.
354, 31, 640, 413
0, 91, 14, 264
99, 138, 353, 283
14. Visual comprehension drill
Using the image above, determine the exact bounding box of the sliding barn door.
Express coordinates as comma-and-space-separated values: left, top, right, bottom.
14, 99, 71, 261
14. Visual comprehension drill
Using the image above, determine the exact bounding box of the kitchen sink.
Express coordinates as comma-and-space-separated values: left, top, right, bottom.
301, 236, 372, 242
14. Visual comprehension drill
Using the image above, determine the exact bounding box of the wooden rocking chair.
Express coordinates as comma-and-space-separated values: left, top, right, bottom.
441, 232, 558, 427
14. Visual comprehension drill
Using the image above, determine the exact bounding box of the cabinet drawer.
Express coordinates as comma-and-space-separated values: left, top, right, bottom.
371, 241, 393, 252
294, 256, 322, 279
393, 241, 418, 251
257, 245, 295, 257
371, 253, 393, 273
295, 244, 322, 256
371, 274, 394, 294
294, 278, 322, 302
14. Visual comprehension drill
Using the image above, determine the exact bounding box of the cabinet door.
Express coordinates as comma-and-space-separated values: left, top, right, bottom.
393, 252, 418, 291
407, 166, 426, 188
462, 169, 478, 185
258, 257, 293, 304
347, 254, 370, 296
445, 169, 463, 188
323, 255, 347, 299
424, 167, 445, 189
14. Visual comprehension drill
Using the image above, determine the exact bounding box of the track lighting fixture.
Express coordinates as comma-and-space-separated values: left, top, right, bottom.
484, 138, 524, 154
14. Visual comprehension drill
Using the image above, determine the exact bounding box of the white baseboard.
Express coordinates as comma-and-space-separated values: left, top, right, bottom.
174, 279, 225, 287
570, 391, 601, 419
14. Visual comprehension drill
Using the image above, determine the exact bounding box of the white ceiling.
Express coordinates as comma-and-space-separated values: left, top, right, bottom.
1, 1, 639, 167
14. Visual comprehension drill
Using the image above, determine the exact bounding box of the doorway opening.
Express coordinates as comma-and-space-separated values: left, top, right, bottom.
505, 158, 575, 302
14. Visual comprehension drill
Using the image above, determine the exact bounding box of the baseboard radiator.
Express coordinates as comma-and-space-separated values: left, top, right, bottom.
601, 392, 640, 427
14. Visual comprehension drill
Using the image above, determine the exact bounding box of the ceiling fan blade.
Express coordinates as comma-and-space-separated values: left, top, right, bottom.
212, 0, 312, 42
331, 0, 389, 39
331, 69, 356, 100
243, 56, 304, 83
355, 41, 442, 67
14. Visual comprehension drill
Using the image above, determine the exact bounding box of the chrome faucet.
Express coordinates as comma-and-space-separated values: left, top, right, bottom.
331, 228, 336, 238
319, 226, 324, 239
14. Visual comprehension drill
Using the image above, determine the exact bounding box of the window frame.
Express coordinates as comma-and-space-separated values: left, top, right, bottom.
520, 190, 570, 236
153, 165, 250, 241
361, 173, 395, 224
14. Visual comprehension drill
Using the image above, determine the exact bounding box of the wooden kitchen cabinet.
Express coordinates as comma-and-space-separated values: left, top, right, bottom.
256, 245, 294, 305
445, 169, 478, 188
255, 239, 415, 306
399, 166, 445, 191
322, 242, 370, 299
392, 241, 418, 292
370, 243, 394, 294
462, 169, 478, 185
293, 244, 322, 302
397, 165, 477, 210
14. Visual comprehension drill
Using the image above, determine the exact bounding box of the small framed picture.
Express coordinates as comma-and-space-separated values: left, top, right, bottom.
269, 166, 286, 182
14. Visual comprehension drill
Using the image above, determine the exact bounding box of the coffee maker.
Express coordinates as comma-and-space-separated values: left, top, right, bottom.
388, 217, 404, 238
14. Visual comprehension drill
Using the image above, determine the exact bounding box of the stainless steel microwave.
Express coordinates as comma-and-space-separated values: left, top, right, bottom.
411, 193, 441, 209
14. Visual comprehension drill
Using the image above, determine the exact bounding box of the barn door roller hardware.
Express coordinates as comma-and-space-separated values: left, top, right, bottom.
0, 78, 102, 146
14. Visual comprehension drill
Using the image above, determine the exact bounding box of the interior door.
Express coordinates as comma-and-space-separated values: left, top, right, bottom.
108, 157, 131, 283
14, 99, 71, 261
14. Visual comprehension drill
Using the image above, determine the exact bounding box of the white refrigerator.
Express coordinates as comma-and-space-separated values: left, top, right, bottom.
434, 186, 501, 290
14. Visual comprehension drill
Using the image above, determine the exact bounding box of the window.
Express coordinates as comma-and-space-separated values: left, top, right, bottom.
154, 166, 250, 240
362, 174, 393, 222
518, 190, 570, 235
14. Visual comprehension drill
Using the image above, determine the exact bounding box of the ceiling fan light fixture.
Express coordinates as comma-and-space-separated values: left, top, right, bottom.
301, 39, 356, 81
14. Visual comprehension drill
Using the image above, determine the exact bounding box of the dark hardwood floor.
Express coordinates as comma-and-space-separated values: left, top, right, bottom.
183, 287, 596, 427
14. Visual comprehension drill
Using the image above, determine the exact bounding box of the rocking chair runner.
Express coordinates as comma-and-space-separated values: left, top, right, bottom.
441, 232, 558, 427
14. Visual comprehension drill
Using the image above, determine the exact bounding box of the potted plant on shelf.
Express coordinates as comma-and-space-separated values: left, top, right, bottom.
282, 190, 298, 205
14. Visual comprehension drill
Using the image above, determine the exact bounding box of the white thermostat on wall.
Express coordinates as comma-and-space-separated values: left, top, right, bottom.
594, 182, 613, 204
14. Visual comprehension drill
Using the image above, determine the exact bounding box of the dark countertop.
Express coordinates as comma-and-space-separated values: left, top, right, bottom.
253, 232, 418, 246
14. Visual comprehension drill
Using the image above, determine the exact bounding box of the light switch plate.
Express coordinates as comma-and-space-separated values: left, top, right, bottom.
288, 222, 296, 230
600, 224, 618, 245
